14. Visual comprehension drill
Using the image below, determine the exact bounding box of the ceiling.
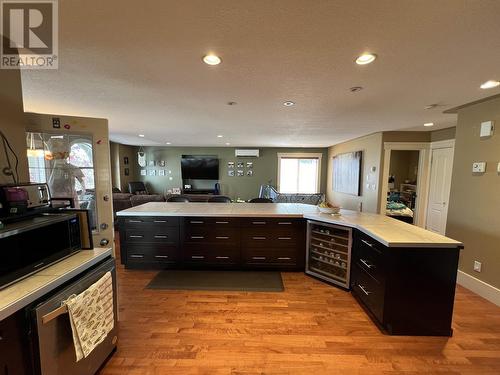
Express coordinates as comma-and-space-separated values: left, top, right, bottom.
20, 0, 500, 147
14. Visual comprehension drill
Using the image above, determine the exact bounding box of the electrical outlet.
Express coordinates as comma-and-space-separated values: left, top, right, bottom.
473, 261, 482, 273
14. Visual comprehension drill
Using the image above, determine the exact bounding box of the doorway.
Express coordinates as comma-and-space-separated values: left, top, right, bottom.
426, 141, 455, 235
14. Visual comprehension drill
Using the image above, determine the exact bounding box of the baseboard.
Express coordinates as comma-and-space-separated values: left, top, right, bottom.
457, 270, 500, 307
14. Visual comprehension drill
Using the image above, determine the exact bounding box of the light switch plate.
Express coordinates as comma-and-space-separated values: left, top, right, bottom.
497, 162, 500, 173
472, 162, 486, 173
480, 121, 494, 137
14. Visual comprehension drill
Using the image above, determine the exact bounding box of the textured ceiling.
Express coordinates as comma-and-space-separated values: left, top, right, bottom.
20, 0, 500, 147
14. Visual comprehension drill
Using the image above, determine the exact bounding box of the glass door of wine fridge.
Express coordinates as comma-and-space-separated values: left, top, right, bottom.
306, 220, 352, 289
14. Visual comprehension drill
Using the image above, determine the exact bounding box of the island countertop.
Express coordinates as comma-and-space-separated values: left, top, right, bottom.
117, 202, 462, 248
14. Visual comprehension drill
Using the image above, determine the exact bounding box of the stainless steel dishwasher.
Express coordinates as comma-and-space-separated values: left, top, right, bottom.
29, 257, 118, 375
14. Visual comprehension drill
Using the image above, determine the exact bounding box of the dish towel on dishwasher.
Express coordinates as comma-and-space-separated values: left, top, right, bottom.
64, 271, 114, 361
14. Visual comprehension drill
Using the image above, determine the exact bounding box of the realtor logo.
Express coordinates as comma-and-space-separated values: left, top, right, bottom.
1, 0, 58, 69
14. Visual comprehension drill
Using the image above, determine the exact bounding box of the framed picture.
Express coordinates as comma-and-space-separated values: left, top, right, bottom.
332, 151, 362, 196
159, 160, 166, 167
237, 170, 244, 177
140, 169, 146, 176
124, 168, 129, 176
246, 162, 253, 169
246, 170, 253, 176
228, 170, 235, 177
149, 169, 156, 176
237, 162, 244, 169
159, 170, 165, 176
227, 161, 235, 169
123, 156, 129, 165
148, 160, 155, 167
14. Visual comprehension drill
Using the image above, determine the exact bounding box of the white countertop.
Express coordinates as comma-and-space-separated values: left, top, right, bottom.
0, 248, 112, 321
117, 202, 462, 248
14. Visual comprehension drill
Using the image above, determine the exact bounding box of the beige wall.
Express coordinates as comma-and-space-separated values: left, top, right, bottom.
326, 133, 383, 213
447, 97, 500, 288
0, 69, 29, 184
431, 127, 456, 142
383, 131, 431, 143
25, 113, 114, 252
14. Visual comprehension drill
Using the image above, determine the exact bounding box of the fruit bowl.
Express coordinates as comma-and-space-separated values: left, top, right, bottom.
317, 206, 341, 215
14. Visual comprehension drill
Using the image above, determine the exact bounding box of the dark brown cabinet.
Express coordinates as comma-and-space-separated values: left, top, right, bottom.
0, 311, 32, 375
351, 230, 460, 336
119, 216, 305, 271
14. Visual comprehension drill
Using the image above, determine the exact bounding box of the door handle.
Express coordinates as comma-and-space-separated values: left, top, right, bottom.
215, 221, 229, 224
277, 257, 291, 260
190, 220, 204, 224
361, 239, 374, 248
154, 235, 168, 239
252, 221, 266, 225
128, 220, 143, 223
154, 220, 167, 223
358, 284, 371, 296
130, 254, 144, 258
191, 236, 205, 239
360, 259, 374, 269
154, 255, 169, 259
278, 237, 291, 240
252, 236, 266, 240
278, 222, 292, 225
252, 256, 266, 260
216, 256, 229, 259
216, 236, 229, 239
129, 235, 143, 238
191, 255, 205, 259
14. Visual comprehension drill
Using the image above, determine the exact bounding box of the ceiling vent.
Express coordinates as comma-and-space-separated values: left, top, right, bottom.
235, 149, 259, 158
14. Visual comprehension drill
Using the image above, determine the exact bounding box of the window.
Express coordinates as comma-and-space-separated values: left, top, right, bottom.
277, 153, 322, 194
26, 132, 98, 231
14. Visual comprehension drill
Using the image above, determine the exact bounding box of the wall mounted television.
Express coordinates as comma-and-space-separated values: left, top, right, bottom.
181, 155, 219, 180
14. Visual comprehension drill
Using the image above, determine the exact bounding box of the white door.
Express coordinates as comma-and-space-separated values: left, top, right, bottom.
426, 147, 454, 234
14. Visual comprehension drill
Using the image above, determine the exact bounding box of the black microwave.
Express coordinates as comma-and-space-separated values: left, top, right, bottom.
0, 213, 81, 289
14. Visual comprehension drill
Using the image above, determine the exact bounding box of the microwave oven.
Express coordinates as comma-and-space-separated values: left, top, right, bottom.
0, 213, 81, 289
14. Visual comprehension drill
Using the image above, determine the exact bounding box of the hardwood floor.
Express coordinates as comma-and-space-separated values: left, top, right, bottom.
100, 239, 500, 374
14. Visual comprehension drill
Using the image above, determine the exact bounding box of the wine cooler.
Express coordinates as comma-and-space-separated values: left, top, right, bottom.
306, 220, 352, 289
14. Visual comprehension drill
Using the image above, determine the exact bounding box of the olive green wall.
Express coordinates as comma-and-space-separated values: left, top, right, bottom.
128, 146, 328, 200
447, 97, 500, 289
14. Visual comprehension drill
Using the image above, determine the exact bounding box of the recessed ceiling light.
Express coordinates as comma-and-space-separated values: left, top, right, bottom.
480, 80, 500, 89
203, 54, 221, 65
424, 122, 434, 127
217, 135, 223, 138
355, 53, 377, 65
138, 134, 145, 137
283, 101, 295, 107
165, 142, 171, 145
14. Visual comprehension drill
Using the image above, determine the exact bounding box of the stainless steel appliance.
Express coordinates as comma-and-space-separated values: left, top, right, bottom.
306, 220, 352, 289
29, 257, 118, 375
0, 213, 81, 289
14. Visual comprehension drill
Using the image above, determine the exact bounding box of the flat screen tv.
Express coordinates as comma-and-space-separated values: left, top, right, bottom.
181, 155, 219, 180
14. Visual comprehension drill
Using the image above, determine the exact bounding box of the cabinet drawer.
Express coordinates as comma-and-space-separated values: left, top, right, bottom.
241, 218, 302, 229
124, 216, 179, 228
184, 245, 240, 264
351, 264, 385, 322
354, 234, 386, 283
125, 228, 179, 244
184, 227, 240, 244
242, 231, 299, 248
126, 244, 178, 263
243, 248, 297, 265
184, 217, 240, 227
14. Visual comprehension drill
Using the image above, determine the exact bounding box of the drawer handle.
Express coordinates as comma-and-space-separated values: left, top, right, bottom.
278, 237, 291, 240
252, 221, 266, 225
191, 255, 205, 259
154, 220, 167, 223
358, 284, 371, 296
216, 236, 229, 239
154, 235, 168, 239
190, 220, 204, 224
130, 254, 144, 258
278, 222, 292, 225
360, 258, 374, 269
278, 257, 291, 260
361, 239, 374, 248
252, 256, 266, 260
129, 235, 144, 238
128, 220, 143, 223
252, 236, 266, 240
191, 236, 205, 239
216, 256, 229, 259
215, 221, 229, 224
154, 255, 169, 259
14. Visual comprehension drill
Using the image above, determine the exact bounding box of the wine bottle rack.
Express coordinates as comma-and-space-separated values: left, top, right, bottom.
306, 220, 352, 289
